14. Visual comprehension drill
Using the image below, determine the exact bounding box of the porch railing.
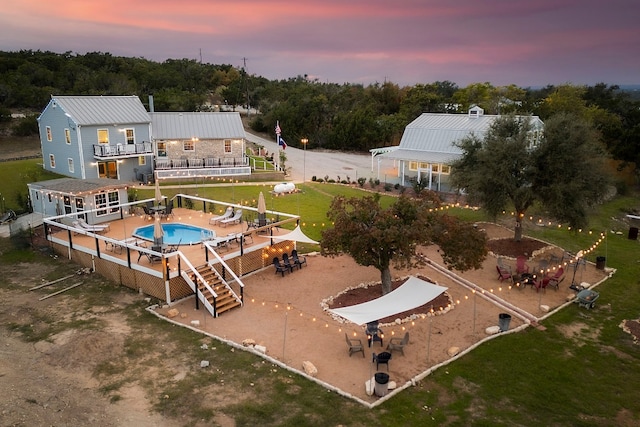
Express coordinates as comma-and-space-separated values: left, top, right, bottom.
93, 142, 153, 158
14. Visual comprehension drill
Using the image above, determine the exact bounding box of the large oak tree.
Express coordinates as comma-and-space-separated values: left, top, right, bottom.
450, 113, 610, 241
321, 194, 487, 295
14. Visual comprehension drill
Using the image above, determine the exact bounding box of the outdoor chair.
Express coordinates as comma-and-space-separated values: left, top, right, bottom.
516, 256, 530, 275
210, 207, 233, 225
164, 239, 182, 253
366, 321, 384, 347
72, 220, 110, 234
77, 217, 110, 231
273, 257, 289, 277
545, 267, 565, 290
282, 253, 296, 272
372, 351, 391, 370
496, 265, 513, 282
345, 333, 365, 357
387, 332, 410, 356
220, 209, 242, 227
161, 200, 174, 219
291, 249, 307, 269
200, 229, 217, 247
137, 247, 162, 264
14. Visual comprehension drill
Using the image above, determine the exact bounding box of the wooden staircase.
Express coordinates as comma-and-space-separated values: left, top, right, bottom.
191, 264, 242, 316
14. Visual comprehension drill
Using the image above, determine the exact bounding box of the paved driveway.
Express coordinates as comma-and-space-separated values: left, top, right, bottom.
245, 132, 397, 184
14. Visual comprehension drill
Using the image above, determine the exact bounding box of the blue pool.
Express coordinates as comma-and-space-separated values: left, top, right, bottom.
133, 223, 214, 245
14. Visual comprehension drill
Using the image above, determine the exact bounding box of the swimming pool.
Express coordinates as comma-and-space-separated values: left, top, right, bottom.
133, 223, 214, 245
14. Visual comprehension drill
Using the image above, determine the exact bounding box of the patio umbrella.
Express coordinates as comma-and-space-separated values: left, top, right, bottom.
154, 180, 163, 206
153, 212, 164, 245
257, 191, 267, 225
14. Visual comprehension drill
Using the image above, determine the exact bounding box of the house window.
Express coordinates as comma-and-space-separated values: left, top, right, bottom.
441, 165, 451, 174
95, 191, 120, 216
97, 129, 109, 144
224, 139, 232, 153
419, 162, 430, 170
138, 156, 146, 166
63, 196, 72, 215
68, 158, 74, 173
431, 164, 439, 173
157, 142, 167, 157
49, 154, 56, 168
97, 161, 118, 179
183, 140, 195, 151
75, 198, 85, 220
46, 126, 52, 141
65, 128, 71, 144
125, 128, 135, 144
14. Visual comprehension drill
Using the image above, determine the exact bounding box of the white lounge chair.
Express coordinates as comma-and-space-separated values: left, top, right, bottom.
77, 217, 110, 231
220, 209, 242, 227
73, 219, 110, 233
209, 207, 233, 225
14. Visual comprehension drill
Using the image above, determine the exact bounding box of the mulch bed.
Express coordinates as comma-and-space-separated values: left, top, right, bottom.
328, 275, 451, 324
329, 236, 549, 324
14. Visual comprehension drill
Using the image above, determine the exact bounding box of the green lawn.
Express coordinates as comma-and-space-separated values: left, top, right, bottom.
0, 159, 62, 213
4, 159, 640, 425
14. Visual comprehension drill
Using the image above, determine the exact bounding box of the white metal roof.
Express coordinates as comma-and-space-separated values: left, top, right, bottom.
150, 112, 246, 140
51, 95, 150, 125
379, 112, 543, 163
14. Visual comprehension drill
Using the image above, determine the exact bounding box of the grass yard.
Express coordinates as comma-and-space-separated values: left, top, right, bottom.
0, 158, 62, 213
2, 156, 640, 425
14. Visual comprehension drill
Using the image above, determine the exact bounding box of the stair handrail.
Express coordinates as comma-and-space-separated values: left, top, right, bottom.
176, 251, 219, 316
203, 242, 245, 304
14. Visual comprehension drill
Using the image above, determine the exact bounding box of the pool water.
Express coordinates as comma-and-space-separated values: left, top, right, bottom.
133, 223, 214, 245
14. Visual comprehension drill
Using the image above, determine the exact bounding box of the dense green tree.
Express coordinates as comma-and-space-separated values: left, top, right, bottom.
321, 194, 487, 295
450, 114, 610, 241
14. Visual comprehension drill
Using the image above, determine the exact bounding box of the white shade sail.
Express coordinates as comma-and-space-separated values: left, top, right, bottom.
328, 276, 448, 325
270, 225, 318, 244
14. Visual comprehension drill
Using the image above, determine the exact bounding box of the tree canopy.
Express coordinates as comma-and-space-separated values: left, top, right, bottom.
450, 114, 611, 240
320, 194, 487, 295
1, 50, 639, 172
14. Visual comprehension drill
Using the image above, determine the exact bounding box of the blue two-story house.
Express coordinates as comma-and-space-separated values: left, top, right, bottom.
37, 95, 154, 182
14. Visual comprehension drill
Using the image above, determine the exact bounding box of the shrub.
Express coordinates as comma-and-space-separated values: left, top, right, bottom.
13, 115, 39, 136
311, 176, 317, 182
384, 183, 392, 191
357, 177, 366, 187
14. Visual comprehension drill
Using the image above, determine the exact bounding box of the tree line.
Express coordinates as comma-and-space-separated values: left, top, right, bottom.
1, 50, 638, 170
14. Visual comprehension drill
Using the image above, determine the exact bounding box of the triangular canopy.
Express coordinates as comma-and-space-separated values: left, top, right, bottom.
328, 276, 448, 325
271, 225, 318, 244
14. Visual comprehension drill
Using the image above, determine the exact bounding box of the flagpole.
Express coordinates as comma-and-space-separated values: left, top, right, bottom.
275, 120, 280, 171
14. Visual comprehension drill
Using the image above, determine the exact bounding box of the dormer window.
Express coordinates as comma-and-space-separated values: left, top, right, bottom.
468, 106, 484, 118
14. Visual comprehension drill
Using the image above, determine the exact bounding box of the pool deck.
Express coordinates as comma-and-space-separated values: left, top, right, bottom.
48, 207, 295, 274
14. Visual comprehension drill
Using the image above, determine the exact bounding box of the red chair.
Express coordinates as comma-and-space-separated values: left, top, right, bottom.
496, 265, 513, 282
516, 256, 530, 275
545, 267, 565, 290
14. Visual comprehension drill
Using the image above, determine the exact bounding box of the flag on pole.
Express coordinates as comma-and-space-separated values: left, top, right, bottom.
275, 122, 281, 136
278, 136, 287, 150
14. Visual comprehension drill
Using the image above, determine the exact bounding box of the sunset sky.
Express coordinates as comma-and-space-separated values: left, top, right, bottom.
1, 0, 638, 87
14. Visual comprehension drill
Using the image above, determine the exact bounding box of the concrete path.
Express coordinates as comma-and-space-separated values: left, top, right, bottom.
245, 131, 396, 184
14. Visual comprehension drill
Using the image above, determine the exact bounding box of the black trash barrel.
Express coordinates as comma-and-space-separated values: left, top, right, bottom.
498, 313, 512, 332
374, 372, 389, 397
596, 256, 606, 270
628, 227, 638, 240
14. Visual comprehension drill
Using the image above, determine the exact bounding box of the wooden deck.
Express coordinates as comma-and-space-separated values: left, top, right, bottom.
46, 207, 299, 306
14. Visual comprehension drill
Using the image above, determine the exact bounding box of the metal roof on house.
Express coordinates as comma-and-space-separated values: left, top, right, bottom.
150, 112, 246, 140
378, 112, 543, 163
28, 178, 134, 195
51, 96, 150, 126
